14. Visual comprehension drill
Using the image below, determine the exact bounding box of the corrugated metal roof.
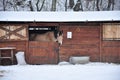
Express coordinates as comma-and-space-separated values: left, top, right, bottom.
0, 11, 120, 22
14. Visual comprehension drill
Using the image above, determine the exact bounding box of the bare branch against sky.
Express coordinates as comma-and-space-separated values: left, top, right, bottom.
0, 0, 120, 11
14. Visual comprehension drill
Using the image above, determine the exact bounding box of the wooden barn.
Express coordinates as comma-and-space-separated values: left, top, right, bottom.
0, 11, 120, 65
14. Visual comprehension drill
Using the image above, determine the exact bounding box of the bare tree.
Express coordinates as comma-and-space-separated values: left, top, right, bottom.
0, 0, 119, 11
51, 0, 57, 11
29, 0, 34, 11
2, 0, 6, 11
1, 0, 13, 11
111, 0, 115, 10
100, 0, 102, 6
69, 0, 74, 9
73, 0, 83, 11
85, 0, 89, 9
12, 0, 18, 11
107, 0, 115, 10
93, 0, 96, 11
36, 0, 45, 11
96, 0, 100, 11
85, 0, 94, 10
65, 0, 67, 11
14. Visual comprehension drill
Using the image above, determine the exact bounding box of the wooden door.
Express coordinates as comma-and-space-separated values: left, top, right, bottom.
28, 41, 59, 64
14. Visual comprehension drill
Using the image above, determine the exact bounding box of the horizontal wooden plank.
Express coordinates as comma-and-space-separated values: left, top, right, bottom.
102, 41, 120, 47
63, 40, 100, 45
61, 44, 99, 49
60, 47, 99, 55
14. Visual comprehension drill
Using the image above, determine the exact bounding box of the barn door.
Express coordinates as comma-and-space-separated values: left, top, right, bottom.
0, 24, 28, 41
28, 41, 59, 64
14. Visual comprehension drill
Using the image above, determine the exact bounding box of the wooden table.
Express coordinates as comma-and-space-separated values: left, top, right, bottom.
0, 47, 16, 65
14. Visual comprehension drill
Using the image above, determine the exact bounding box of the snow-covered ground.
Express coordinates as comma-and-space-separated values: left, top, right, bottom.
0, 62, 120, 80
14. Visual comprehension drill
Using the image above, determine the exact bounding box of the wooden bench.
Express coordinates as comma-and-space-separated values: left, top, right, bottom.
0, 47, 16, 65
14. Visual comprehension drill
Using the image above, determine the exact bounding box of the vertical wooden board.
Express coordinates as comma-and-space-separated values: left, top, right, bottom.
0, 29, 5, 37
103, 24, 112, 39
0, 26, 10, 39
17, 26, 27, 37
116, 25, 120, 38
10, 26, 19, 40
103, 24, 120, 40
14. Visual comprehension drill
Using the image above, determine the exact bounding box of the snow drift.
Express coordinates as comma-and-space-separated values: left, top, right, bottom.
0, 62, 120, 80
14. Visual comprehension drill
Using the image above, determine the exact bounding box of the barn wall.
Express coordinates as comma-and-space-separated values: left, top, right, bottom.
0, 41, 28, 65
59, 23, 101, 62
101, 41, 120, 63
0, 23, 59, 65
101, 23, 120, 63
0, 23, 29, 65
58, 23, 120, 63
0, 22, 120, 65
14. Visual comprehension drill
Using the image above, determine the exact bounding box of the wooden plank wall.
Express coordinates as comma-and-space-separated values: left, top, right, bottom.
103, 24, 120, 40
0, 22, 120, 64
101, 41, 120, 63
101, 24, 120, 63
59, 23, 100, 62
0, 41, 28, 65
28, 41, 59, 64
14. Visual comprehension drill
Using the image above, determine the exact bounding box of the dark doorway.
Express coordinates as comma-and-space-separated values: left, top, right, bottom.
29, 26, 58, 41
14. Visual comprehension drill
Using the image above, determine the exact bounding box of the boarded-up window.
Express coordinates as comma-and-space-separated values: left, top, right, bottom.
103, 24, 120, 40
0, 24, 28, 41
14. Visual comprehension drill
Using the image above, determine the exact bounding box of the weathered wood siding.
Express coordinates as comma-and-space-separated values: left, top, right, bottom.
28, 41, 59, 64
101, 41, 120, 63
103, 24, 120, 40
0, 41, 28, 65
101, 24, 120, 63
0, 22, 120, 64
59, 24, 100, 62
0, 24, 28, 41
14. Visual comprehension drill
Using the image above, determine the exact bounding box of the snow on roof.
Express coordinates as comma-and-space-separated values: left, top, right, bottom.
0, 11, 120, 22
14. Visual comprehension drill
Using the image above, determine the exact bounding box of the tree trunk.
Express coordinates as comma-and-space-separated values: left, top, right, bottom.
96, 0, 100, 11
51, 0, 57, 11
29, 0, 34, 11
107, 0, 115, 10
73, 0, 83, 11
107, 0, 111, 10
39, 0, 45, 11
36, 0, 45, 11
3, 0, 6, 11
69, 0, 74, 9
65, 0, 67, 11
86, 0, 89, 9
93, 0, 96, 11
111, 0, 115, 10
13, 0, 18, 11
100, 0, 102, 6
36, 0, 40, 11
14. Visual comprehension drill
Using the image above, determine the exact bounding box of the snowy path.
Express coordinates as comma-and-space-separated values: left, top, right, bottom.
0, 62, 120, 80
